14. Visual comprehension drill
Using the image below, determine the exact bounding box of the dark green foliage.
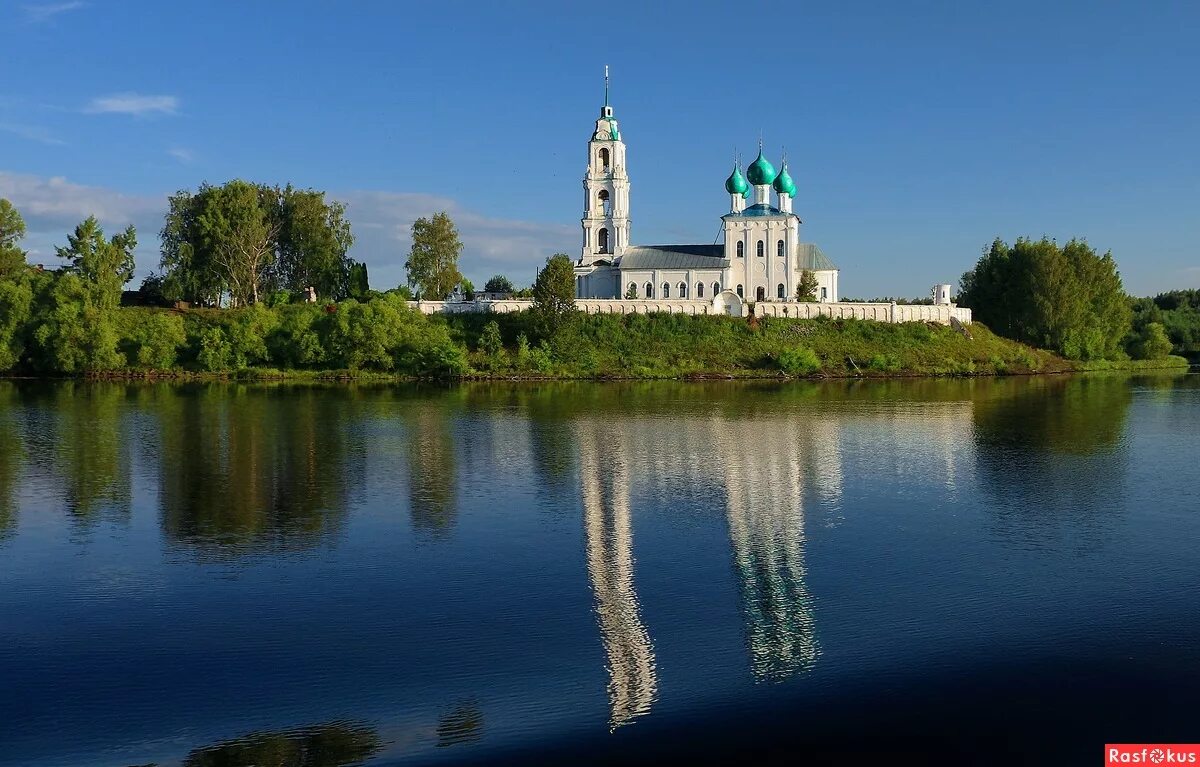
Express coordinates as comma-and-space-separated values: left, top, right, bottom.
795, 270, 818, 302
406, 212, 462, 299
160, 181, 356, 306
0, 199, 28, 278
959, 237, 1131, 360
0, 275, 33, 369
30, 273, 122, 373
532, 253, 576, 337
1130, 290, 1200, 357
1129, 322, 1173, 360
478, 320, 503, 356
125, 312, 187, 369
55, 216, 137, 308
346, 260, 369, 299
483, 274, 514, 295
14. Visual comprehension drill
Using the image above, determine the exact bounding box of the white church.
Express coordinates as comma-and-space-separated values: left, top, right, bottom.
572, 83, 839, 305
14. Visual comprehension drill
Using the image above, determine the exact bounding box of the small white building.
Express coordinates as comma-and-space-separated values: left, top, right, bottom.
573, 82, 838, 304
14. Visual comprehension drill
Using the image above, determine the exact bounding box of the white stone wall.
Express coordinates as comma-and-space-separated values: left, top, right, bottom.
409, 299, 971, 324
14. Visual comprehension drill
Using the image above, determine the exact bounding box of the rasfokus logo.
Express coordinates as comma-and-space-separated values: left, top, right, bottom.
1106, 745, 1200, 765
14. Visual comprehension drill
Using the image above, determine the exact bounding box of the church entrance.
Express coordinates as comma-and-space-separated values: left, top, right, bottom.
756, 286, 765, 302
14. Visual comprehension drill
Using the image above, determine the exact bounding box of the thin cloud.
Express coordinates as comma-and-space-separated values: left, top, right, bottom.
85, 93, 179, 117
0, 123, 65, 145
167, 147, 194, 164
22, 1, 85, 23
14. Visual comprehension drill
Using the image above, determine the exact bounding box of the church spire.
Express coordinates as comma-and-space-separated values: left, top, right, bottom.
604, 64, 610, 107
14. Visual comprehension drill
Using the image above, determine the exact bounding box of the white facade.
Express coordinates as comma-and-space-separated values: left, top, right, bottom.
571, 85, 840, 304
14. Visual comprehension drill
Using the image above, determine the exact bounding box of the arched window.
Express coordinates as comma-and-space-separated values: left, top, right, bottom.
696, 282, 705, 298
598, 227, 609, 254
777, 239, 785, 257
756, 286, 766, 302
678, 281, 687, 298
645, 282, 654, 298
736, 241, 744, 258
736, 284, 744, 298
713, 282, 721, 294
662, 282, 670, 298
757, 240, 765, 258
777, 283, 785, 299
598, 189, 611, 216
598, 147, 610, 170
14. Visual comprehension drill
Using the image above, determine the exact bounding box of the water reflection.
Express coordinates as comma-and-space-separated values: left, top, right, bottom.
153, 385, 363, 556
0, 384, 18, 539
718, 415, 826, 682
404, 399, 458, 536
578, 419, 657, 729
180, 721, 380, 767
436, 700, 484, 748
972, 376, 1134, 546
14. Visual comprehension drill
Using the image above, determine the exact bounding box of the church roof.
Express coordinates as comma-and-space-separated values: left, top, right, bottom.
615, 244, 728, 270
721, 203, 799, 219
796, 243, 837, 271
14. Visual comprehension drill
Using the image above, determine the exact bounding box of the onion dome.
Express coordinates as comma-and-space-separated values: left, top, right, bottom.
746, 150, 777, 185
725, 165, 749, 195
773, 162, 796, 196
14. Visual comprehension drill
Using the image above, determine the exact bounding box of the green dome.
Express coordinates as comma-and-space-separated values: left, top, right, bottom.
746, 150, 777, 185
773, 163, 796, 196
724, 165, 749, 195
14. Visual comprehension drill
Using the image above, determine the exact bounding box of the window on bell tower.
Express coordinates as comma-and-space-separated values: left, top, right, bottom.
598, 147, 610, 171
598, 189, 611, 217
598, 228, 610, 254
736, 241, 744, 258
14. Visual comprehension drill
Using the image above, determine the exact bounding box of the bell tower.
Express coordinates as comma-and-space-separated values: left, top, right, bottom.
581, 66, 630, 265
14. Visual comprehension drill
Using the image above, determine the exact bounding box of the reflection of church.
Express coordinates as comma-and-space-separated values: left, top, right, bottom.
573, 72, 840, 305
573, 402, 839, 727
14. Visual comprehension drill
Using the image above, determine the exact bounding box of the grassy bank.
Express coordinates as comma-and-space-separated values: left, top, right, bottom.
2, 300, 1186, 381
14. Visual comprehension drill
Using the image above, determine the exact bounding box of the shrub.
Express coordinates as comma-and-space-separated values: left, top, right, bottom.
1130, 321, 1173, 360
478, 320, 503, 356
130, 312, 187, 369
867, 353, 900, 372
778, 347, 820, 375
196, 326, 232, 371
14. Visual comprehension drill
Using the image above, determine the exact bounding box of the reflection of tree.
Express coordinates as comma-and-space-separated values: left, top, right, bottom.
0, 384, 19, 539
436, 700, 484, 748
156, 384, 361, 556
405, 401, 457, 535
972, 376, 1133, 544
182, 722, 380, 767
578, 421, 657, 729
39, 382, 131, 523
718, 419, 821, 683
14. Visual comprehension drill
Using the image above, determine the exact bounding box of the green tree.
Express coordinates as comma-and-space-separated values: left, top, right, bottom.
483, 274, 514, 295
478, 319, 503, 356
30, 273, 122, 373
0, 276, 33, 370
0, 199, 28, 278
1130, 321, 1173, 360
532, 253, 576, 336
160, 186, 225, 306
405, 212, 462, 299
128, 312, 187, 369
959, 236, 1131, 360
346, 260, 369, 299
275, 185, 355, 299
461, 277, 475, 301
197, 180, 280, 306
55, 216, 137, 307
624, 282, 637, 300
795, 270, 818, 302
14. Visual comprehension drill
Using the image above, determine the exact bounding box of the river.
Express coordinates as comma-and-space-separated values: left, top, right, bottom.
0, 375, 1196, 766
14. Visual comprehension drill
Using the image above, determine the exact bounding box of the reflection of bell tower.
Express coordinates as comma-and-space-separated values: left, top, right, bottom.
581, 66, 630, 266
578, 422, 656, 729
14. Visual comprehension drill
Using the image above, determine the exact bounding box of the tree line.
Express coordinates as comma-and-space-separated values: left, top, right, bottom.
958, 237, 1184, 361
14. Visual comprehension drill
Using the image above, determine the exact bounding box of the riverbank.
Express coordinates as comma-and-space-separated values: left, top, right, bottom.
1, 303, 1189, 381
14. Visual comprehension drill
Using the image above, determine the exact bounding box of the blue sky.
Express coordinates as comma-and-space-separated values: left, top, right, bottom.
1, 0, 1197, 297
